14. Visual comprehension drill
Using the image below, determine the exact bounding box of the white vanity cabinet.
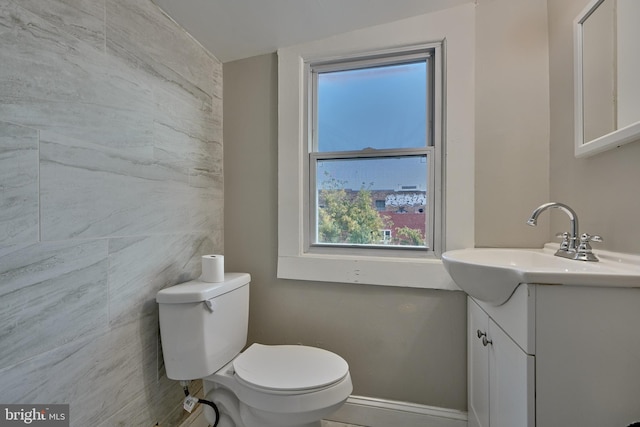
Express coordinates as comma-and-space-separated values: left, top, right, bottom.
468, 283, 640, 427
468, 292, 534, 427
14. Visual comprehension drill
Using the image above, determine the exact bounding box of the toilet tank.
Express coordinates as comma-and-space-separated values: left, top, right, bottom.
156, 272, 250, 381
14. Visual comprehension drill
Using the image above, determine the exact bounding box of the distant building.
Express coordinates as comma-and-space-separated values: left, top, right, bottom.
319, 187, 427, 244
371, 189, 426, 244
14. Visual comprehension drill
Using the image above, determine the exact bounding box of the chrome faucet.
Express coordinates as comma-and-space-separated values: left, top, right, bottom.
527, 202, 579, 253
527, 202, 602, 261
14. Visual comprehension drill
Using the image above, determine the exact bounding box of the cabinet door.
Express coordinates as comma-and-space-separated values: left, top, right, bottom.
468, 299, 490, 427
489, 319, 535, 427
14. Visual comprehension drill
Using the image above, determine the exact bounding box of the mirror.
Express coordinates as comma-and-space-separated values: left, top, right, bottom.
574, 0, 640, 157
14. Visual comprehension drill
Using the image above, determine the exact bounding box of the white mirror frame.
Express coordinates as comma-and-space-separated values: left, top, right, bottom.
574, 0, 640, 158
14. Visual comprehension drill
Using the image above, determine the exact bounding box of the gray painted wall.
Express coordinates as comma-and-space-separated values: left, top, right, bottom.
224, 0, 552, 411
475, 0, 551, 248
0, 0, 222, 425
548, 0, 640, 254
223, 53, 468, 409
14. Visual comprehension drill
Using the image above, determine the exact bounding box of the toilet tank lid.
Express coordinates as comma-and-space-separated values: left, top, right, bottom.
156, 272, 250, 304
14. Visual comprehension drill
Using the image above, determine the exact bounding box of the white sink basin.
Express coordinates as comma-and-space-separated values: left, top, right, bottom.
442, 246, 640, 305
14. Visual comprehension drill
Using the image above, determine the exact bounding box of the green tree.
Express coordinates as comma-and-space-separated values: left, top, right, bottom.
318, 176, 389, 244
394, 226, 426, 246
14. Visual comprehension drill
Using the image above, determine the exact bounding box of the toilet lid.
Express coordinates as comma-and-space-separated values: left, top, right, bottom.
233, 344, 349, 392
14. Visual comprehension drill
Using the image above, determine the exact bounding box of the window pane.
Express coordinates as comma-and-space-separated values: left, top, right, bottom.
315, 156, 428, 247
317, 62, 427, 152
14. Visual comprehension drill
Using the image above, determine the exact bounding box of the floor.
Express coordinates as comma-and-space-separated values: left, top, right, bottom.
322, 422, 366, 427
181, 407, 366, 427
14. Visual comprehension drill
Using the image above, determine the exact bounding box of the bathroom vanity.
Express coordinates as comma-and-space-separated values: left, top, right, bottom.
468, 283, 640, 427
442, 241, 640, 426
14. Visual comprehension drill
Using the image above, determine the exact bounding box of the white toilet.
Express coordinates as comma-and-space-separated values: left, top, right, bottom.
156, 272, 352, 427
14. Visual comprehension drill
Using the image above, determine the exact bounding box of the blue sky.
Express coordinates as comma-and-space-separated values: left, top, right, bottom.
316, 61, 428, 190
317, 61, 427, 152
317, 156, 427, 191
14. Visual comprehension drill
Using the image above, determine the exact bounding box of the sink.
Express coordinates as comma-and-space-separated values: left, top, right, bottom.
442, 246, 640, 305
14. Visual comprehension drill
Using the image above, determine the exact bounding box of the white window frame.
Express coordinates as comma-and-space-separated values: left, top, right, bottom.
277, 5, 475, 289
307, 47, 438, 254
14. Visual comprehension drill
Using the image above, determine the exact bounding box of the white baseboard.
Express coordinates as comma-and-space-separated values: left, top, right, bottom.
326, 395, 468, 427
180, 395, 468, 427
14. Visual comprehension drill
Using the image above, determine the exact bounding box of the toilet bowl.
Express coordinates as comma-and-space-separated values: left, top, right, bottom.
204, 344, 352, 427
156, 273, 352, 427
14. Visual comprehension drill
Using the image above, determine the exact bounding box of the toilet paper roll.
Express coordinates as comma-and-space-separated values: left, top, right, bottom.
200, 254, 224, 283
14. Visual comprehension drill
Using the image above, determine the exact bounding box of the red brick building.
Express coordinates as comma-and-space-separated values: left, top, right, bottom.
331, 188, 427, 245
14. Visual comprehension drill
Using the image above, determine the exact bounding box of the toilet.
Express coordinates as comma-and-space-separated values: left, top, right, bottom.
156, 272, 352, 427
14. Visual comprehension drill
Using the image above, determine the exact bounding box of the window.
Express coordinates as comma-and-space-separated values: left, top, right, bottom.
306, 46, 441, 254
276, 5, 475, 288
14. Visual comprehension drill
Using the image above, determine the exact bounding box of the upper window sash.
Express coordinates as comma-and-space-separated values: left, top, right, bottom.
308, 48, 436, 153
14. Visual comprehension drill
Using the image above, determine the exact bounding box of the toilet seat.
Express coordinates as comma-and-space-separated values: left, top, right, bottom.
233, 343, 349, 393
206, 343, 353, 422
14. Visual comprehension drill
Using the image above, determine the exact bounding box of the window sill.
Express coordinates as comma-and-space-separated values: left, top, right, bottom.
277, 253, 461, 290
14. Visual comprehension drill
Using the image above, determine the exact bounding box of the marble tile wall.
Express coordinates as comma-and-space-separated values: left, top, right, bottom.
0, 0, 223, 426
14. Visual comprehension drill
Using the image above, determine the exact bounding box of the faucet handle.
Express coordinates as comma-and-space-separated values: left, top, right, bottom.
580, 233, 603, 244
576, 233, 603, 261
555, 231, 570, 251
